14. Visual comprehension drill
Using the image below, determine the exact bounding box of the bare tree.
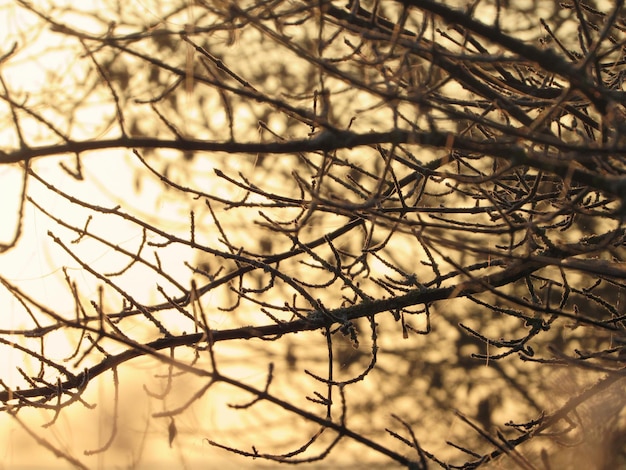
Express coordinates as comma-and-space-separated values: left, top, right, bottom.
1, 0, 626, 468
